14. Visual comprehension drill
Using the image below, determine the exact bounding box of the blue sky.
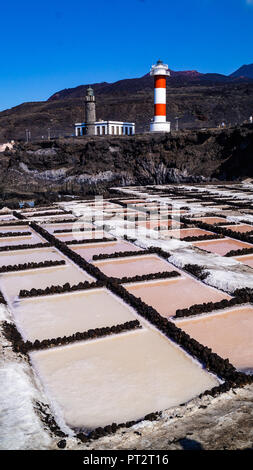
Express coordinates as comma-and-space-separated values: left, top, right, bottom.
0, 0, 253, 111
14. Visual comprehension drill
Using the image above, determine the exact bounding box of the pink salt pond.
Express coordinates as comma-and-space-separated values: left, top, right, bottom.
193, 238, 253, 256
0, 214, 16, 222
102, 207, 136, 213
0, 247, 63, 267
42, 222, 94, 234
55, 230, 113, 242
94, 254, 176, 278
13, 288, 137, 342
0, 231, 45, 247
80, 202, 119, 208
137, 219, 182, 230
30, 328, 218, 430
120, 199, 146, 204
222, 224, 253, 234
0, 263, 93, 304
191, 217, 227, 224
148, 210, 186, 219
0, 225, 30, 234
234, 254, 253, 269
70, 240, 141, 261
125, 277, 231, 318
174, 305, 253, 373
160, 228, 214, 240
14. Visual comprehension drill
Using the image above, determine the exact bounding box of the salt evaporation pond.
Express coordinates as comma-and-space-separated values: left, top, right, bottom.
70, 240, 141, 261
0, 214, 17, 222
0, 225, 30, 233
193, 238, 253, 256
148, 210, 186, 219
234, 254, 253, 269
12, 288, 137, 342
174, 305, 253, 373
30, 214, 76, 223
42, 222, 94, 234
137, 219, 182, 230
30, 328, 218, 430
94, 254, 177, 278
79, 202, 120, 208
0, 264, 93, 304
55, 230, 113, 242
120, 199, 146, 204
22, 210, 65, 217
0, 231, 45, 247
160, 228, 214, 240
102, 207, 136, 213
191, 217, 227, 224
0, 247, 63, 267
125, 278, 231, 318
222, 224, 253, 234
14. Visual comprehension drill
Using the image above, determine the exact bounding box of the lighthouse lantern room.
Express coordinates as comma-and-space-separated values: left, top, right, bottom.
150, 60, 171, 133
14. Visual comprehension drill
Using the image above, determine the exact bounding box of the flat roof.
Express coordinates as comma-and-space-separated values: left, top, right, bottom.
75, 121, 135, 126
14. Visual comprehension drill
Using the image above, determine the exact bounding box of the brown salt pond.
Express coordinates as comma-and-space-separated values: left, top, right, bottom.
174, 305, 253, 373
136, 219, 182, 231
0, 264, 93, 304
160, 228, 214, 240
0, 247, 63, 267
191, 216, 227, 224
30, 328, 219, 430
125, 278, 231, 318
222, 224, 253, 234
12, 288, 138, 342
193, 238, 253, 256
70, 240, 141, 261
234, 254, 253, 269
94, 254, 177, 278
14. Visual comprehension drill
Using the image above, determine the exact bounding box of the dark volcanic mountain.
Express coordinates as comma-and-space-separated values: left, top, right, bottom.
230, 63, 253, 79
0, 65, 253, 141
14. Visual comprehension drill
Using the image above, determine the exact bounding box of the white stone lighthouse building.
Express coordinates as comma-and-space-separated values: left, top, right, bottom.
150, 60, 171, 133
75, 86, 135, 137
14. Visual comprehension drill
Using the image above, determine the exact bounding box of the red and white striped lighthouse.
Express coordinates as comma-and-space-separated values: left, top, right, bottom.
150, 60, 171, 132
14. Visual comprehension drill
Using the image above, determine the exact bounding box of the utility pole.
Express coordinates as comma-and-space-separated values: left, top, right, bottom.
48, 128, 51, 141
25, 129, 31, 142
175, 117, 179, 131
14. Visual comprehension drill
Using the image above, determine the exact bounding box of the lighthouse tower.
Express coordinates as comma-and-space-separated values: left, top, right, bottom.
150, 60, 171, 133
84, 86, 96, 135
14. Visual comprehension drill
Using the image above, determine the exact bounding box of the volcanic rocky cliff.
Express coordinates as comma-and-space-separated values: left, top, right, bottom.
0, 125, 252, 207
